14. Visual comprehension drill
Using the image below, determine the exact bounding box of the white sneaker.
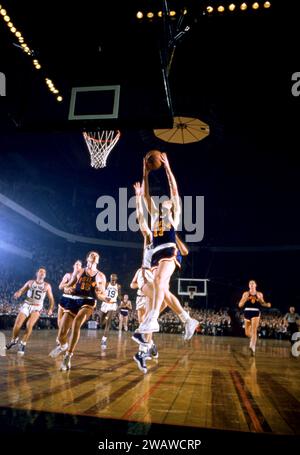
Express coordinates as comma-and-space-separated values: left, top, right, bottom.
49, 343, 68, 358
60, 353, 72, 371
138, 317, 160, 334
184, 318, 199, 340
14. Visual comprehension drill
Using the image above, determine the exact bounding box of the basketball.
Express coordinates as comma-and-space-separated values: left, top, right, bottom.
145, 150, 162, 171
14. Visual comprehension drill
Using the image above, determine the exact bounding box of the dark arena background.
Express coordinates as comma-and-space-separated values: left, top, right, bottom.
0, 0, 300, 452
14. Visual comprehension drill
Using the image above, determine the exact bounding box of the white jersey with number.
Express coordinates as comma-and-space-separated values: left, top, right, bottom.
25, 281, 47, 306
106, 283, 119, 303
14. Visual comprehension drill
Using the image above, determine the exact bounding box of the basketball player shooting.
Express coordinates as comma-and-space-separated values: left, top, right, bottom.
139, 152, 189, 333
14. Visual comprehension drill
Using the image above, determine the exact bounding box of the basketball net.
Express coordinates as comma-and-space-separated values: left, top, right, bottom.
189, 291, 195, 300
83, 130, 121, 168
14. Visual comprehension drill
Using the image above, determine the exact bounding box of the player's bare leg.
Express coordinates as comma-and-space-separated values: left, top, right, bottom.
49, 312, 73, 358
100, 311, 114, 349
60, 307, 93, 371
12, 312, 27, 341
22, 312, 40, 343
152, 260, 175, 319
249, 316, 260, 356
6, 312, 27, 351
138, 279, 198, 340
17, 311, 40, 355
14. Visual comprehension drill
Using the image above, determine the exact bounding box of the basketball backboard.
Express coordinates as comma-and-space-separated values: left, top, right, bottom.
178, 278, 209, 298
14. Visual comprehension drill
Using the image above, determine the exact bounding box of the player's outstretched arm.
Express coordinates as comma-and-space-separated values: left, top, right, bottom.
130, 270, 139, 290
46, 284, 55, 315
134, 182, 151, 239
13, 281, 31, 300
257, 292, 271, 308
64, 269, 83, 294
161, 153, 181, 229
161, 153, 178, 198
142, 158, 158, 216
58, 273, 70, 291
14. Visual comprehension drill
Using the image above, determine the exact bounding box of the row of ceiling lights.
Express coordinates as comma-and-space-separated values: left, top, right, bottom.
136, 2, 271, 19
0, 4, 63, 102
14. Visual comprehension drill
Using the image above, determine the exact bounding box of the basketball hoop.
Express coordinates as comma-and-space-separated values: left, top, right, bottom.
83, 130, 121, 168
187, 285, 197, 300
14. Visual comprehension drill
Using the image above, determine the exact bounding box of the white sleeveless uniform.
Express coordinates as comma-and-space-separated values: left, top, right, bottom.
136, 244, 154, 311
20, 281, 47, 317
101, 282, 118, 313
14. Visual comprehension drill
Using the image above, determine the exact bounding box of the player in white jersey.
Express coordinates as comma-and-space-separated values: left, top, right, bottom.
100, 274, 121, 349
6, 267, 55, 355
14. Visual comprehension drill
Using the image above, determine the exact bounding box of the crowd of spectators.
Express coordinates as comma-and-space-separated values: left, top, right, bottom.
0, 177, 297, 340
0, 270, 294, 340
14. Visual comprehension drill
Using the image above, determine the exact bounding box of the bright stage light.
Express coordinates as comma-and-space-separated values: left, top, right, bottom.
57, 96, 63, 102
240, 3, 248, 10
218, 6, 225, 13
229, 4, 236, 11
136, 11, 143, 19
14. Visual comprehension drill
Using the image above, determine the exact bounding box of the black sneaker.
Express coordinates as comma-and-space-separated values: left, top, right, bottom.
133, 352, 147, 374
150, 343, 159, 359
6, 338, 19, 350
131, 332, 149, 347
17, 343, 26, 356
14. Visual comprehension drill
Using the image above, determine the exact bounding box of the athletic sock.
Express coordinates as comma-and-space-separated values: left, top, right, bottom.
178, 310, 190, 323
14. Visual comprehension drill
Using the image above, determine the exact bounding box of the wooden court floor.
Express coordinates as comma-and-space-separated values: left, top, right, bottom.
0, 330, 299, 435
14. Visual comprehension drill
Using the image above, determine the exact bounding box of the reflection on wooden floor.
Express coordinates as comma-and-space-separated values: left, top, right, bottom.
0, 330, 299, 435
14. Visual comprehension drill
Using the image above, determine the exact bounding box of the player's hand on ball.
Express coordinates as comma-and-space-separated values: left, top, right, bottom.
160, 153, 170, 169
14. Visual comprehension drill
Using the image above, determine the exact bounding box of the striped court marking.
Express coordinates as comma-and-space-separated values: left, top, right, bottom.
4, 359, 134, 408
230, 370, 271, 433
258, 372, 300, 434
121, 353, 188, 420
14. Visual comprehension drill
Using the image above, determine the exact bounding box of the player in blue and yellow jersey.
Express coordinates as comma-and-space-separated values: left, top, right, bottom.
139, 153, 184, 334
238, 280, 271, 355
50, 251, 109, 370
